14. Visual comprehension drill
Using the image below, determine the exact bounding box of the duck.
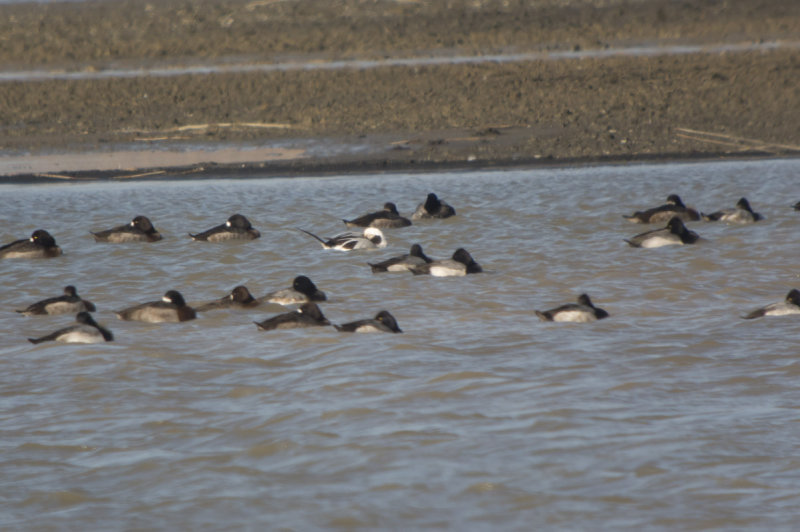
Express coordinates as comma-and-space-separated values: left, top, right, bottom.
624, 216, 700, 248
411, 193, 456, 220
410, 248, 482, 276
742, 289, 800, 319
28, 312, 113, 344
0, 229, 62, 259
298, 227, 386, 250
195, 285, 260, 312
623, 194, 701, 224
342, 202, 412, 228
702, 197, 764, 224
189, 214, 260, 241
369, 243, 433, 273
115, 290, 197, 323
91, 215, 163, 242
335, 310, 403, 333
253, 302, 331, 330
259, 276, 327, 305
535, 294, 609, 322
16, 285, 96, 316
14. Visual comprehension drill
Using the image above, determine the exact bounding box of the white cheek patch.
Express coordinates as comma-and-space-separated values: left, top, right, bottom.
130, 221, 136, 227
162, 296, 172, 303
226, 220, 232, 227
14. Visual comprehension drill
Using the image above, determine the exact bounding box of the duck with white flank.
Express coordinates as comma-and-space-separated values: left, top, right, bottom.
0, 229, 62, 259
624, 217, 700, 248
298, 227, 386, 250
91, 215, 163, 242
260, 276, 327, 305
742, 289, 800, 319
16, 285, 96, 316
115, 290, 197, 323
28, 312, 113, 344
195, 286, 261, 312
623, 194, 700, 224
535, 294, 609, 322
253, 302, 331, 330
410, 248, 482, 277
411, 193, 456, 220
335, 310, 403, 333
702, 197, 764, 224
190, 214, 260, 241
343, 202, 411, 228
369, 243, 433, 273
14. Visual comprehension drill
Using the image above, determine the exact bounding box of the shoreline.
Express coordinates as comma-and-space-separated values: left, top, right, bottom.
2, 147, 794, 185
2, 0, 799, 181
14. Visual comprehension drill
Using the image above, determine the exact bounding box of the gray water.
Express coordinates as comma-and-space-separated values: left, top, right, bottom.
1, 158, 799, 530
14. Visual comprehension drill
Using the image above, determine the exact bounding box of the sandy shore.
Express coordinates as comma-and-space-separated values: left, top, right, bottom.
1, 0, 799, 179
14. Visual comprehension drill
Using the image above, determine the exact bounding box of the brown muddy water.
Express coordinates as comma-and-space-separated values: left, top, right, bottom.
1, 158, 799, 529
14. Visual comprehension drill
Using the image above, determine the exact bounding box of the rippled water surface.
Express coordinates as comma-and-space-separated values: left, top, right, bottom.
1, 159, 799, 529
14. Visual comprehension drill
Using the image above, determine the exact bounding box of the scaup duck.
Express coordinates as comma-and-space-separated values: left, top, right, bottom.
91, 215, 163, 242
195, 285, 260, 312
115, 290, 196, 322
369, 243, 433, 273
623, 194, 700, 224
190, 214, 260, 241
343, 202, 412, 228
410, 248, 482, 276
535, 294, 609, 322
411, 193, 456, 220
742, 289, 800, 319
335, 310, 403, 333
260, 276, 327, 305
253, 302, 331, 330
702, 197, 763, 224
0, 229, 62, 259
28, 312, 113, 344
16, 285, 96, 316
624, 217, 700, 248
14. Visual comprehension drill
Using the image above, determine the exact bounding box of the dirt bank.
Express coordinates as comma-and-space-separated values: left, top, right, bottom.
1, 0, 799, 177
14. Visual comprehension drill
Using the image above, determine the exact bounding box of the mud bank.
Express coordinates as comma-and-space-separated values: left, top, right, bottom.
1, 0, 799, 178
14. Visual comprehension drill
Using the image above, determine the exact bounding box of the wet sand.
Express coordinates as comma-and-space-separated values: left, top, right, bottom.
1, 0, 799, 178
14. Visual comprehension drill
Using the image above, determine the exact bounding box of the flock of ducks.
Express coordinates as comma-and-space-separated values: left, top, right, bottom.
3, 190, 799, 345
3, 193, 465, 344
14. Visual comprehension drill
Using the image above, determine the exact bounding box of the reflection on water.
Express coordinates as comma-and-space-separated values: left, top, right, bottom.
1, 158, 799, 529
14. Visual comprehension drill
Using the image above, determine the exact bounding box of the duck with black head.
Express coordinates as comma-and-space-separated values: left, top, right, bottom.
335, 310, 403, 333
16, 285, 95, 316
410, 248, 482, 277
343, 202, 412, 228
91, 215, 163, 242
190, 214, 260, 241
195, 286, 260, 312
0, 229, 62, 259
535, 294, 609, 323
28, 312, 113, 344
260, 276, 327, 305
624, 217, 700, 248
115, 290, 197, 323
412, 193, 456, 220
623, 194, 700, 224
253, 302, 331, 331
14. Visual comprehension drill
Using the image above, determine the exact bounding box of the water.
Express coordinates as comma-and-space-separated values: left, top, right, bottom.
1, 158, 799, 529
